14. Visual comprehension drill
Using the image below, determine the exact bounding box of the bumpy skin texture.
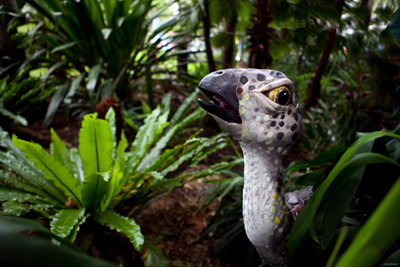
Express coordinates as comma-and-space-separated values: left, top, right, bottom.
198, 69, 304, 267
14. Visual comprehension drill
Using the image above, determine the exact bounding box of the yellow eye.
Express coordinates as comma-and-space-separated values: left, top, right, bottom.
265, 86, 291, 105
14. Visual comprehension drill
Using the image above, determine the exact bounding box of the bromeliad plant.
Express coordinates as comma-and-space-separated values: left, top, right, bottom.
0, 96, 227, 256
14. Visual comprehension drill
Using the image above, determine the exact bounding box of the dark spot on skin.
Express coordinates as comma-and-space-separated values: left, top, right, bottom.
292, 132, 298, 141
276, 72, 285, 78
237, 88, 243, 94
257, 73, 266, 81
270, 121, 276, 127
281, 115, 285, 119
249, 85, 255, 90
290, 124, 298, 131
240, 76, 248, 84
288, 109, 292, 115
279, 121, 284, 127
273, 114, 279, 119
277, 132, 284, 140
276, 127, 280, 130
285, 143, 291, 148
269, 70, 276, 76
294, 113, 299, 121
297, 107, 303, 116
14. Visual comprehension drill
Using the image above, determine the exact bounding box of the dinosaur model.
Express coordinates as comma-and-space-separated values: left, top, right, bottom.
198, 69, 312, 266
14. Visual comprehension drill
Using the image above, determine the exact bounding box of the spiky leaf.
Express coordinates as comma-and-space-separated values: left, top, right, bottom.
50, 208, 86, 238
93, 209, 143, 251
0, 187, 43, 203
2, 201, 29, 216
12, 135, 82, 207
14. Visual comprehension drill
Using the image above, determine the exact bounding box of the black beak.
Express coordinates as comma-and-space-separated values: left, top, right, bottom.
197, 70, 241, 123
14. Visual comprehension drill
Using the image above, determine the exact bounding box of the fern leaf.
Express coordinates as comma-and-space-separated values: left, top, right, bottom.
79, 113, 113, 174
101, 163, 123, 210
50, 129, 76, 176
116, 130, 128, 166
137, 107, 205, 172
70, 148, 84, 183
50, 208, 86, 238
0, 187, 43, 203
93, 209, 144, 251
105, 107, 116, 157
0, 102, 28, 126
123, 107, 162, 176
12, 135, 82, 206
2, 201, 29, 216
0, 169, 43, 196
0, 128, 65, 204
66, 214, 89, 243
81, 173, 109, 211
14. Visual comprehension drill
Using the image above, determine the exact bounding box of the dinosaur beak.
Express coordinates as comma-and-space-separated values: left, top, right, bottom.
197, 70, 241, 124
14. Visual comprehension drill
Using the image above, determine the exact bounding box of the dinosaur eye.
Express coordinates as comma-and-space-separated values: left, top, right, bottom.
265, 86, 291, 105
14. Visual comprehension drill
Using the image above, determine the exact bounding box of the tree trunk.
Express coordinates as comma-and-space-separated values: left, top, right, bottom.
247, 0, 273, 69
360, 0, 373, 30
302, 0, 345, 113
221, 16, 237, 69
201, 0, 216, 73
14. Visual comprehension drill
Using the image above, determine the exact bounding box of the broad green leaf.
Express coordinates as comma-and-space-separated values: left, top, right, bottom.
116, 130, 128, 167
285, 144, 347, 173
309, 132, 400, 242
79, 113, 113, 174
144, 241, 170, 267
66, 214, 89, 243
12, 136, 82, 206
93, 209, 144, 251
50, 208, 85, 238
101, 162, 123, 210
70, 148, 84, 183
0, 215, 81, 252
381, 249, 400, 266
105, 107, 117, 155
50, 129, 76, 176
2, 201, 29, 216
64, 73, 84, 104
335, 176, 400, 267
295, 168, 326, 187
81, 173, 109, 211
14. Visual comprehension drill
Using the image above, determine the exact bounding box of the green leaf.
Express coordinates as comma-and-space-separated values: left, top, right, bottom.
0, 186, 43, 203
51, 41, 77, 53
70, 148, 85, 183
86, 64, 100, 95
0, 103, 27, 126
2, 201, 29, 216
309, 132, 400, 242
64, 73, 84, 104
50, 129, 76, 176
295, 168, 326, 187
12, 135, 82, 206
144, 241, 170, 267
381, 249, 400, 266
0, 217, 116, 267
116, 130, 128, 167
0, 169, 43, 196
79, 113, 113, 174
335, 176, 400, 267
50, 208, 86, 238
81, 173, 109, 211
42, 83, 70, 129
105, 107, 117, 156
93, 209, 144, 251
101, 162, 123, 210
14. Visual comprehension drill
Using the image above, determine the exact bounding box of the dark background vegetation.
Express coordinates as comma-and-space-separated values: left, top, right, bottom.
1, 0, 400, 266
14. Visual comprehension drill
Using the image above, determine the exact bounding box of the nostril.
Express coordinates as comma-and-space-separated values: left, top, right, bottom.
215, 71, 223, 75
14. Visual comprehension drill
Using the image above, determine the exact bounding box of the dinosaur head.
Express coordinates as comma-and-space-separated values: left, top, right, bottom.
198, 68, 301, 152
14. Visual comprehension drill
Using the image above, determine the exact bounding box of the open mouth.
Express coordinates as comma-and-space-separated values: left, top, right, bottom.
198, 90, 242, 124
197, 70, 242, 124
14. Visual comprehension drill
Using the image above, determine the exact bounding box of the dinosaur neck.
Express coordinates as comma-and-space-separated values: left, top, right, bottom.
240, 141, 291, 266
